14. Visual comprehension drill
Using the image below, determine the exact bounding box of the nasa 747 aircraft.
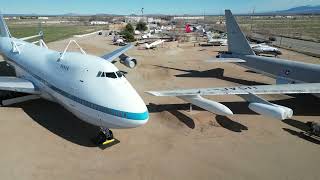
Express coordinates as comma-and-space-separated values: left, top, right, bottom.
0, 15, 148, 145
147, 10, 320, 120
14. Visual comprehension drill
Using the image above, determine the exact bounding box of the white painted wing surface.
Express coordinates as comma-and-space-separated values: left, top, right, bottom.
0, 77, 39, 94
146, 83, 320, 96
101, 44, 133, 62
206, 58, 246, 63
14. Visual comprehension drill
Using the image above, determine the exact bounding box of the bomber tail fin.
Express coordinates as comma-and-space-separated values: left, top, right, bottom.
0, 14, 11, 37
225, 10, 254, 55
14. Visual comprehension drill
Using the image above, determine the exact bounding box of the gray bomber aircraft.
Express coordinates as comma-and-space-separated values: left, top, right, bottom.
146, 9, 320, 120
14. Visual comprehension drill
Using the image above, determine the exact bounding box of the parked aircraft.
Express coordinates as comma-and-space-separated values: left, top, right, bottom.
145, 39, 165, 49
250, 43, 282, 57
206, 31, 228, 46
112, 35, 126, 46
0, 15, 148, 145
146, 10, 320, 120
185, 24, 203, 33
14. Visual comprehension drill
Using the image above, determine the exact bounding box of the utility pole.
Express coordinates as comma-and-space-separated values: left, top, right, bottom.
141, 7, 145, 22
250, 7, 255, 32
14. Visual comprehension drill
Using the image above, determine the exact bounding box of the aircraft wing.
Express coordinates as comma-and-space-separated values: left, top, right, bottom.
101, 44, 133, 62
0, 77, 39, 94
146, 83, 320, 96
207, 58, 246, 63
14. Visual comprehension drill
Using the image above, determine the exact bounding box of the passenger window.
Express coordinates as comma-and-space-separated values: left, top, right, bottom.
105, 72, 117, 79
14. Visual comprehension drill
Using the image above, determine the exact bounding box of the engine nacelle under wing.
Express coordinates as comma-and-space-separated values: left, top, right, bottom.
248, 102, 293, 120
119, 54, 137, 69
178, 95, 233, 116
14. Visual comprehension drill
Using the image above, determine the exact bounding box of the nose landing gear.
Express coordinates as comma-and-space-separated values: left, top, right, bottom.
92, 128, 116, 146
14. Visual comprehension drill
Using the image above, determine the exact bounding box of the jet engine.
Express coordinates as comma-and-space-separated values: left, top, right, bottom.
248, 102, 293, 120
119, 54, 137, 69
178, 95, 233, 116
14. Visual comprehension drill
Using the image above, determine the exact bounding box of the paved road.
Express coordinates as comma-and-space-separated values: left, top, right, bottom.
272, 36, 320, 56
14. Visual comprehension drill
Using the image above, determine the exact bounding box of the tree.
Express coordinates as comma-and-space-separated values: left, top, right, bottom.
120, 23, 135, 42
136, 21, 148, 32
124, 23, 134, 34
120, 30, 135, 42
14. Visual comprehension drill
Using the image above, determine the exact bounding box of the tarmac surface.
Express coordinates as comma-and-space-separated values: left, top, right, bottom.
0, 33, 319, 180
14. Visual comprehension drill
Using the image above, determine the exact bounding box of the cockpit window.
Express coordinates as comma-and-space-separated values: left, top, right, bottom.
116, 71, 124, 78
97, 71, 123, 79
105, 72, 117, 79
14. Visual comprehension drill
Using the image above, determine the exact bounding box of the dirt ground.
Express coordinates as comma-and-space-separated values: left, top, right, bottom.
0, 33, 319, 180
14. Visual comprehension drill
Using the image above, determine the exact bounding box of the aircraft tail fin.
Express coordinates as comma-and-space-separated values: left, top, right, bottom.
206, 32, 214, 42
0, 14, 11, 37
145, 43, 151, 49
225, 10, 254, 55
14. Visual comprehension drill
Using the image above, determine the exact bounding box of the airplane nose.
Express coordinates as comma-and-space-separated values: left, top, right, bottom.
126, 103, 149, 128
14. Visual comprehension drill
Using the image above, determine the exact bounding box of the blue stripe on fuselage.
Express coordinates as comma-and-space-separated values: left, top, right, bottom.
6, 57, 148, 121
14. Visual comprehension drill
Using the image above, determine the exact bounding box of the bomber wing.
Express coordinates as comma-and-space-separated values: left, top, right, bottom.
146, 83, 320, 97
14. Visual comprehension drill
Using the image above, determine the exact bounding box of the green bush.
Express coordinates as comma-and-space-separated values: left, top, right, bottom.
120, 30, 135, 42
136, 21, 148, 32
124, 23, 134, 34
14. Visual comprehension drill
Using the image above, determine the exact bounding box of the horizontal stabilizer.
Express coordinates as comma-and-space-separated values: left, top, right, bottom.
146, 83, 320, 97
0, 77, 39, 94
207, 58, 246, 63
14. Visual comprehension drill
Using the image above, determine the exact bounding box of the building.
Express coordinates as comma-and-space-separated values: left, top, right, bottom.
173, 16, 205, 20
90, 21, 109, 25
125, 16, 147, 23
38, 17, 49, 20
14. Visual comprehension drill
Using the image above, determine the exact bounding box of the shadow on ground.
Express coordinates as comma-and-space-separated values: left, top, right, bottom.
154, 65, 267, 86
216, 115, 248, 132
282, 119, 320, 145
283, 128, 320, 145
13, 99, 99, 147
148, 103, 195, 129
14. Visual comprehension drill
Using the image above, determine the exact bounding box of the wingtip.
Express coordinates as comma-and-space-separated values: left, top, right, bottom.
145, 91, 161, 96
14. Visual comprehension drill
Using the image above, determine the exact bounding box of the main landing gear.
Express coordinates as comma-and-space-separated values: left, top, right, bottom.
92, 127, 116, 146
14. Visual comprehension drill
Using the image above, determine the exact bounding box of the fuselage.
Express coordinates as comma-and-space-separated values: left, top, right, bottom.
0, 37, 149, 129
219, 52, 320, 84
239, 55, 320, 84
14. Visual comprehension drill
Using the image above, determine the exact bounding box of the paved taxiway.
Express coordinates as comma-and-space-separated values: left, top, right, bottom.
0, 34, 319, 180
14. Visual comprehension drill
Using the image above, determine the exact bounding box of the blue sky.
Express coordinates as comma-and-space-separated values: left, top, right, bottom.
1, 0, 319, 15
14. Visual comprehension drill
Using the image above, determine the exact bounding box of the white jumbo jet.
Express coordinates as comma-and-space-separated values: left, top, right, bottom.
146, 10, 320, 121
0, 15, 148, 145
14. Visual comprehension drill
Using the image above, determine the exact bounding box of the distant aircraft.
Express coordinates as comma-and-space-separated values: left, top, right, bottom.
112, 35, 126, 46
250, 43, 282, 57
185, 24, 192, 33
0, 15, 148, 145
145, 39, 165, 49
146, 10, 320, 120
185, 24, 203, 33
134, 30, 141, 35
206, 31, 228, 46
